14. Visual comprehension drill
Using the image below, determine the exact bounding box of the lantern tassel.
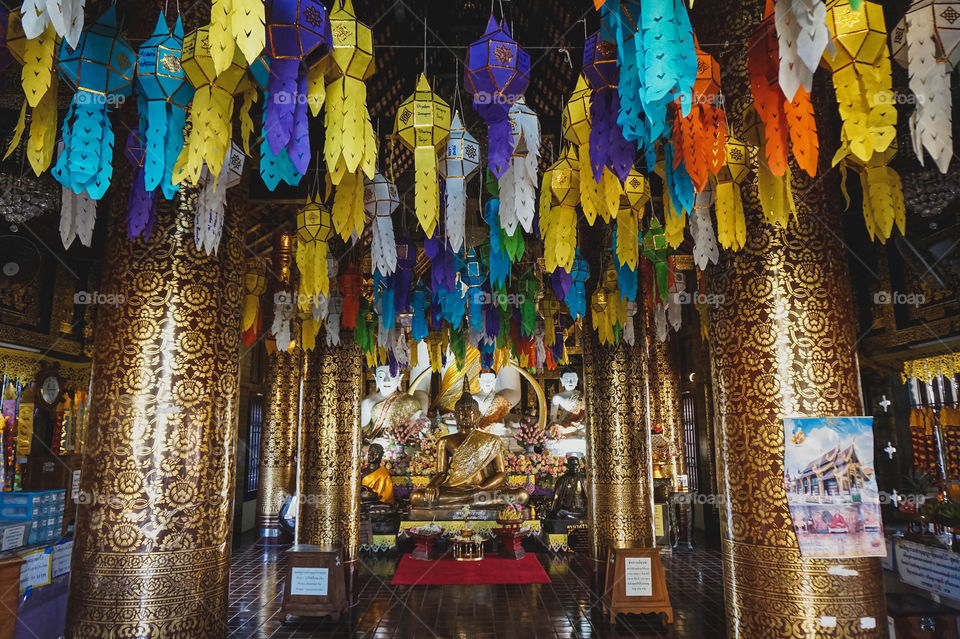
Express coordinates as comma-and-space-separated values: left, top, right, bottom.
127, 167, 157, 242
264, 58, 299, 156
414, 146, 440, 237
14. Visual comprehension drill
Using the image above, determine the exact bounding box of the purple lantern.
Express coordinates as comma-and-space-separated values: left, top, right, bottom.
264, 0, 334, 167
464, 16, 530, 179
582, 31, 634, 183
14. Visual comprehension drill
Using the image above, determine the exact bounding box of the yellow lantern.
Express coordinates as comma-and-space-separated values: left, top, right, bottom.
538, 145, 581, 273
714, 137, 748, 251
615, 169, 650, 271
395, 73, 452, 238
296, 195, 334, 312
6, 11, 57, 175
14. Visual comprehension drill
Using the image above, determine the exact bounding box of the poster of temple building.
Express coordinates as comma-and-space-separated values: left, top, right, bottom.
783, 417, 885, 559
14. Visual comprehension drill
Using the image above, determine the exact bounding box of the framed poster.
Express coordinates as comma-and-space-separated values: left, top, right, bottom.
783, 417, 885, 558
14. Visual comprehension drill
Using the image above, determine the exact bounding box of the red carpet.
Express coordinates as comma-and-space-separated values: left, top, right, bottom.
391, 553, 551, 585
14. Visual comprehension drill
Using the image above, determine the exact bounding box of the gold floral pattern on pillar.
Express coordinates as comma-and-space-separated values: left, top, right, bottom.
584, 333, 654, 557
68, 191, 244, 639
648, 334, 685, 481
297, 341, 363, 559
256, 348, 302, 534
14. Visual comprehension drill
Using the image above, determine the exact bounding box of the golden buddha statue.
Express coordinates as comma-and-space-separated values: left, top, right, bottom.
360, 443, 395, 510
410, 377, 529, 510
360, 365, 426, 441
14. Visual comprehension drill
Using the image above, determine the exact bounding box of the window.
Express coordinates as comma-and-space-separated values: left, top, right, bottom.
245, 394, 264, 500
681, 393, 699, 492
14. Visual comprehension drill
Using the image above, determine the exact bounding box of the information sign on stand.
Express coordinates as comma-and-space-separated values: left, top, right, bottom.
281, 545, 347, 621
603, 547, 673, 624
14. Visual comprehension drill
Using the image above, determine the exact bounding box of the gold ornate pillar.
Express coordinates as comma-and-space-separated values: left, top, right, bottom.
67, 193, 244, 638
648, 330, 686, 482
255, 347, 302, 544
703, 3, 884, 635
584, 332, 654, 557
296, 340, 363, 560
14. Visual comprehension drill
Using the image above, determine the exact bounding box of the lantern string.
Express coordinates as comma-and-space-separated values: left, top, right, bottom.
423, 10, 428, 74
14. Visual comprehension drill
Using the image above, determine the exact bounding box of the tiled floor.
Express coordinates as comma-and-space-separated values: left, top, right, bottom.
226, 541, 727, 639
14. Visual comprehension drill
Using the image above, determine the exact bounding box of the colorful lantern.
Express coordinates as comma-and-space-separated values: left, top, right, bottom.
296, 195, 334, 312
195, 141, 245, 255
498, 97, 540, 235
124, 130, 156, 242
615, 170, 650, 272
6, 10, 58, 176
365, 172, 400, 277
242, 259, 268, 346
395, 73, 451, 238
52, 7, 134, 203
890, 0, 956, 173
775, 0, 831, 101
440, 111, 480, 252
714, 137, 748, 251
538, 146, 581, 273
690, 182, 719, 271
208, 0, 265, 75
264, 0, 333, 174
174, 25, 253, 185
137, 14, 195, 200
562, 74, 616, 225
464, 15, 530, 178
672, 41, 728, 191
582, 32, 634, 183
19, 0, 83, 49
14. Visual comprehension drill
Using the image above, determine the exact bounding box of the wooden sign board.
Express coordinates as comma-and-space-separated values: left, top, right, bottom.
603, 547, 673, 624
281, 544, 348, 622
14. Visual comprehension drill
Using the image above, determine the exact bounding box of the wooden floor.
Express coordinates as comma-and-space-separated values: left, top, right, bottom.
226, 541, 727, 639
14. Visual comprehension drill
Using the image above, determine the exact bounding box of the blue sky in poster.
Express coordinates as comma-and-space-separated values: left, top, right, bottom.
784, 416, 875, 479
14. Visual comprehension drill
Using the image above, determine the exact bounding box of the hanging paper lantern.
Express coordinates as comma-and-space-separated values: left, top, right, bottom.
592, 266, 626, 346
539, 146, 581, 273
565, 250, 590, 321
208, 0, 265, 75
6, 11, 58, 176
137, 14, 195, 201
498, 97, 540, 236
365, 172, 399, 277
775, 0, 831, 101
174, 25, 253, 185
582, 31, 634, 184
296, 195, 334, 313
52, 7, 134, 202
890, 1, 957, 173
562, 74, 615, 225
464, 15, 530, 178
264, 0, 333, 174
748, 2, 819, 179
615, 170, 650, 272
464, 248, 486, 333
690, 182, 719, 271
671, 41, 728, 192
196, 141, 245, 255
642, 219, 671, 306
440, 111, 480, 252
740, 107, 797, 231
714, 137, 748, 251
242, 260, 268, 346
19, 0, 83, 49
395, 73, 452, 238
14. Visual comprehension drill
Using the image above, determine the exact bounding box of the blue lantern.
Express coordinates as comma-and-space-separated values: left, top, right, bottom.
52, 6, 135, 199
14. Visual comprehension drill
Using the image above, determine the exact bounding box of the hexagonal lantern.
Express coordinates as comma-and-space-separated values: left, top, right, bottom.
138, 15, 193, 109
364, 172, 399, 219
824, 0, 889, 70
548, 146, 581, 207
562, 75, 592, 147
57, 6, 135, 98
396, 73, 451, 151
440, 111, 480, 181
620, 169, 651, 213
693, 42, 721, 103
582, 31, 617, 91
326, 0, 374, 81
267, 0, 333, 67
182, 25, 248, 94
891, 1, 960, 68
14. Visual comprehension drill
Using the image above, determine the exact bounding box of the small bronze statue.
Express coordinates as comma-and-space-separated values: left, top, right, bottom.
548, 456, 587, 519
360, 443, 396, 515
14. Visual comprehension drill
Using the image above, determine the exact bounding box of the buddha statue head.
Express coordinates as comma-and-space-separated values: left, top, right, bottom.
454, 376, 481, 432
367, 443, 384, 468
565, 455, 580, 474
374, 365, 403, 396
478, 369, 498, 394
560, 368, 579, 392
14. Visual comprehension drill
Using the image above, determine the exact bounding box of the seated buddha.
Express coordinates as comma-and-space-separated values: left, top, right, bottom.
410, 377, 529, 510
473, 369, 520, 434
547, 369, 585, 439
360, 365, 427, 442
360, 443, 396, 515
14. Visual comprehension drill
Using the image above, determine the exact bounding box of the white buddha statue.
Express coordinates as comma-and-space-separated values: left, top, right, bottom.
473, 369, 521, 437
545, 369, 586, 456
360, 365, 428, 442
